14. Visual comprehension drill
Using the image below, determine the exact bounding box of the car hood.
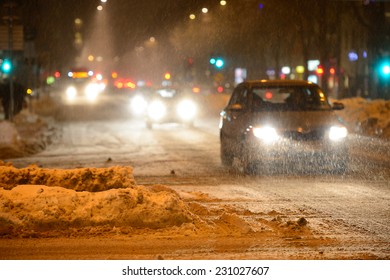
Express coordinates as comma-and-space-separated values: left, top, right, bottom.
251, 110, 343, 131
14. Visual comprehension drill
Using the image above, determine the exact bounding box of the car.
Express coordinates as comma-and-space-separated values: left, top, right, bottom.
219, 80, 349, 174
145, 87, 198, 129
62, 69, 105, 103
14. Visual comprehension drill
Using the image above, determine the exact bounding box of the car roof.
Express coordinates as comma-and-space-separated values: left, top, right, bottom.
240, 79, 318, 87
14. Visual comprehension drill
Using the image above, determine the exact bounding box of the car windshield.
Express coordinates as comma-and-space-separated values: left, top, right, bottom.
155, 88, 178, 98
252, 85, 331, 111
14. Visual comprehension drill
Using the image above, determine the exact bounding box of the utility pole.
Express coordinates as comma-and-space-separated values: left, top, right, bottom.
7, 0, 14, 121
1, 0, 15, 121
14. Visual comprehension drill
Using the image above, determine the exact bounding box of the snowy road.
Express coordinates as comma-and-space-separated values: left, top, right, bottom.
3, 94, 390, 259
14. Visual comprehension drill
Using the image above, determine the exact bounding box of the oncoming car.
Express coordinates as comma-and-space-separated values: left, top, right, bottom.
63, 70, 105, 103
219, 80, 349, 174
145, 87, 197, 129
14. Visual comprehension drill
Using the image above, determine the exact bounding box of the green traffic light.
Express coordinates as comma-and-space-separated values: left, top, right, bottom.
1, 59, 12, 73
382, 65, 390, 76
378, 59, 390, 79
215, 58, 224, 68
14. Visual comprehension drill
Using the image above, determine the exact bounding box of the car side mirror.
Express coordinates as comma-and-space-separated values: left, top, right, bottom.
228, 103, 244, 111
332, 102, 344, 110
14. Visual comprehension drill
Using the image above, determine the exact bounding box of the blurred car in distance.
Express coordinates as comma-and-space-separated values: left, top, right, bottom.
145, 87, 198, 129
219, 80, 349, 174
63, 69, 105, 103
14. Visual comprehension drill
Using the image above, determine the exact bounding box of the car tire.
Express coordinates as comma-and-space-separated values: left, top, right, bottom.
243, 161, 258, 175
220, 136, 234, 166
242, 148, 259, 175
221, 146, 234, 166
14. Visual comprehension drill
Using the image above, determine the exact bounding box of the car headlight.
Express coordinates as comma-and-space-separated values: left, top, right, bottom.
148, 100, 166, 121
131, 95, 148, 115
66, 86, 77, 100
329, 126, 348, 141
177, 99, 197, 121
253, 126, 279, 143
85, 83, 100, 101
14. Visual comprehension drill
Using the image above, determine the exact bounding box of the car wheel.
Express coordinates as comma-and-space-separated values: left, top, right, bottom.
243, 160, 259, 175
220, 136, 233, 166
242, 148, 259, 175
221, 145, 234, 166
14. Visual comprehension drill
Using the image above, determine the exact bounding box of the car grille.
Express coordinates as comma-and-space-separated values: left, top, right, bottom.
282, 129, 325, 141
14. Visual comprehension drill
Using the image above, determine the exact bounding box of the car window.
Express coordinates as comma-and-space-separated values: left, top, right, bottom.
252, 86, 331, 111
228, 86, 248, 108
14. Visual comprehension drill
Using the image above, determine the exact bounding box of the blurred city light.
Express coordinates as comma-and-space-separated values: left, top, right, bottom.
316, 66, 324, 75
378, 59, 390, 79
348, 51, 358, 62
220, 1, 227, 6
215, 58, 224, 68
1, 59, 12, 73
383, 65, 390, 75
189, 14, 196, 20
281, 66, 291, 75
202, 8, 208, 14
97, 5, 103, 11
296, 65, 305, 74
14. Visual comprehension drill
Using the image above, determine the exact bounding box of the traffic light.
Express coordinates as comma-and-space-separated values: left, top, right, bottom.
215, 58, 224, 69
1, 59, 12, 74
378, 60, 390, 79
209, 57, 224, 69
316, 65, 324, 76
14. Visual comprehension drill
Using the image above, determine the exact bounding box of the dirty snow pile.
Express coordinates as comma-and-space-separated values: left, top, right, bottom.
0, 109, 55, 159
0, 162, 194, 235
0, 163, 136, 192
333, 97, 390, 138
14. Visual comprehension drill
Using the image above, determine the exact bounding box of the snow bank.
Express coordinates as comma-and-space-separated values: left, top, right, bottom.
0, 162, 136, 192
0, 162, 196, 234
0, 109, 55, 159
0, 121, 24, 158
0, 184, 193, 234
334, 98, 390, 138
